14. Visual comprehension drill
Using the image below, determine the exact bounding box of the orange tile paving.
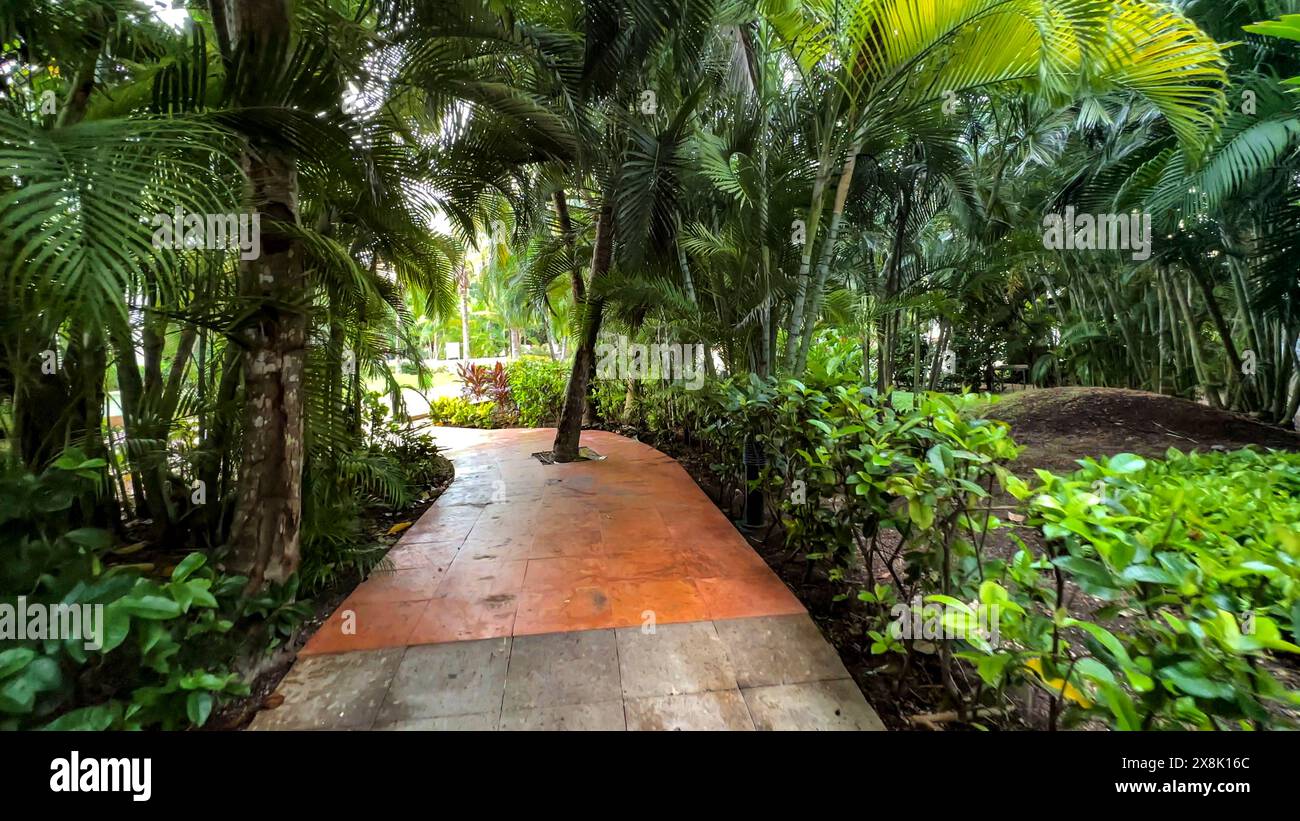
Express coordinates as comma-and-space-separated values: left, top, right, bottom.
300, 428, 804, 655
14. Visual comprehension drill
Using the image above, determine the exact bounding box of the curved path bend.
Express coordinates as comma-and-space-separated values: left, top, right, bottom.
251, 428, 883, 731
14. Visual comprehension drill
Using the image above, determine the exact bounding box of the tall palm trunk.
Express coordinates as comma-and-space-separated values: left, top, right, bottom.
553, 190, 585, 303
552, 202, 613, 461
876, 187, 913, 391
794, 139, 863, 373
1186, 256, 1251, 409
1165, 267, 1219, 408
226, 0, 306, 591
458, 262, 471, 359
782, 160, 831, 370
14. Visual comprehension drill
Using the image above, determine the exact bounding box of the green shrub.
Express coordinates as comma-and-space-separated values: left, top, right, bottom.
992, 449, 1300, 729
426, 396, 497, 428
300, 483, 388, 596
383, 429, 448, 489
640, 374, 1300, 730
0, 452, 254, 729
591, 378, 628, 421
507, 356, 569, 426
303, 418, 419, 595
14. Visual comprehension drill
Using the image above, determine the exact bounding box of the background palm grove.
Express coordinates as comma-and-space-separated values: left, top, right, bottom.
2, 0, 1300, 731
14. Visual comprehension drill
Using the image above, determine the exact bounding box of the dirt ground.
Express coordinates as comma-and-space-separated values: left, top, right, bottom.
982, 387, 1300, 473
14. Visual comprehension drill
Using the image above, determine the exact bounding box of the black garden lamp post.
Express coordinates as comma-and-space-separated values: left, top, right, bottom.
741, 436, 767, 529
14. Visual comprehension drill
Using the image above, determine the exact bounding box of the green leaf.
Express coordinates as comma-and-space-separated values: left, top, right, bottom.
99, 604, 131, 654
186, 691, 214, 727
908, 498, 935, 530
64, 528, 112, 550
119, 595, 183, 620
974, 653, 1013, 685
1107, 453, 1147, 475
1160, 664, 1234, 700
926, 445, 949, 477
171, 553, 207, 582
807, 418, 832, 435
40, 704, 117, 731
0, 657, 62, 714
1119, 564, 1175, 584
0, 648, 36, 679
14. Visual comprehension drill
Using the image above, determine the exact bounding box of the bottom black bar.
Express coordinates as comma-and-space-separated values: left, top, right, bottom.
0, 730, 1286, 809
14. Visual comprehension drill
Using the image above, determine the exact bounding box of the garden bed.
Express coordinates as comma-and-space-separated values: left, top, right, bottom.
615, 385, 1300, 730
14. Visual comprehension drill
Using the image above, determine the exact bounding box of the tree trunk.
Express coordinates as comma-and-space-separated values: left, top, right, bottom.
621, 378, 637, 422
198, 343, 242, 544
782, 159, 832, 370
553, 190, 585, 303
1167, 267, 1219, 408
876, 185, 913, 390
552, 202, 613, 461
794, 141, 862, 373
675, 213, 698, 305
911, 311, 921, 390
544, 322, 557, 360
227, 0, 306, 592
108, 319, 151, 516
458, 262, 471, 359
1187, 257, 1251, 409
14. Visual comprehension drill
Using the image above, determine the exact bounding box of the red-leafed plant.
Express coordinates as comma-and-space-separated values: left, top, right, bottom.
457, 361, 514, 422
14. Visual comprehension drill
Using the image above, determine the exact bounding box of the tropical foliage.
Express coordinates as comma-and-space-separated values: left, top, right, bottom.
3, 0, 1300, 730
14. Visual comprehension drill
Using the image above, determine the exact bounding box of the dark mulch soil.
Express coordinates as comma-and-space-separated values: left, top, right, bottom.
612, 387, 1300, 730
207, 452, 454, 730
983, 387, 1300, 473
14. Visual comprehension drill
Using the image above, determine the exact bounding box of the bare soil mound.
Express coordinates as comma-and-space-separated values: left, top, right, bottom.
985, 387, 1300, 473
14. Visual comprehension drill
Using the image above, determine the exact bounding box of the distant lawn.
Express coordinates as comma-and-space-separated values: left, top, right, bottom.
367, 368, 458, 393
366, 368, 462, 394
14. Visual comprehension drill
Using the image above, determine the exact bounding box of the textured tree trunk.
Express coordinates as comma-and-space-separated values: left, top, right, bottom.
544, 323, 557, 359
1272, 321, 1292, 420
1157, 276, 1186, 390
675, 213, 697, 306
622, 378, 637, 422
928, 321, 949, 391
227, 0, 306, 591
583, 353, 600, 427
876, 185, 913, 390
552, 203, 613, 461
108, 320, 150, 516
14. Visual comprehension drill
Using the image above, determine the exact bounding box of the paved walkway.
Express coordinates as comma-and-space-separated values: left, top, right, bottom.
250, 428, 883, 730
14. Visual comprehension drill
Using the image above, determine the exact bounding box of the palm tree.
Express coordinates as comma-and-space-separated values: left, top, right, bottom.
507, 0, 722, 461
2, 0, 578, 587
771, 0, 1228, 377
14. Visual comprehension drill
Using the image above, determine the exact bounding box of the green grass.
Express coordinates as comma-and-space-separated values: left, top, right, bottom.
366, 369, 458, 392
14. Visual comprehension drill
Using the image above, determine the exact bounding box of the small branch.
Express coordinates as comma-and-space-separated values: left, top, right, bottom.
907, 707, 1009, 730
